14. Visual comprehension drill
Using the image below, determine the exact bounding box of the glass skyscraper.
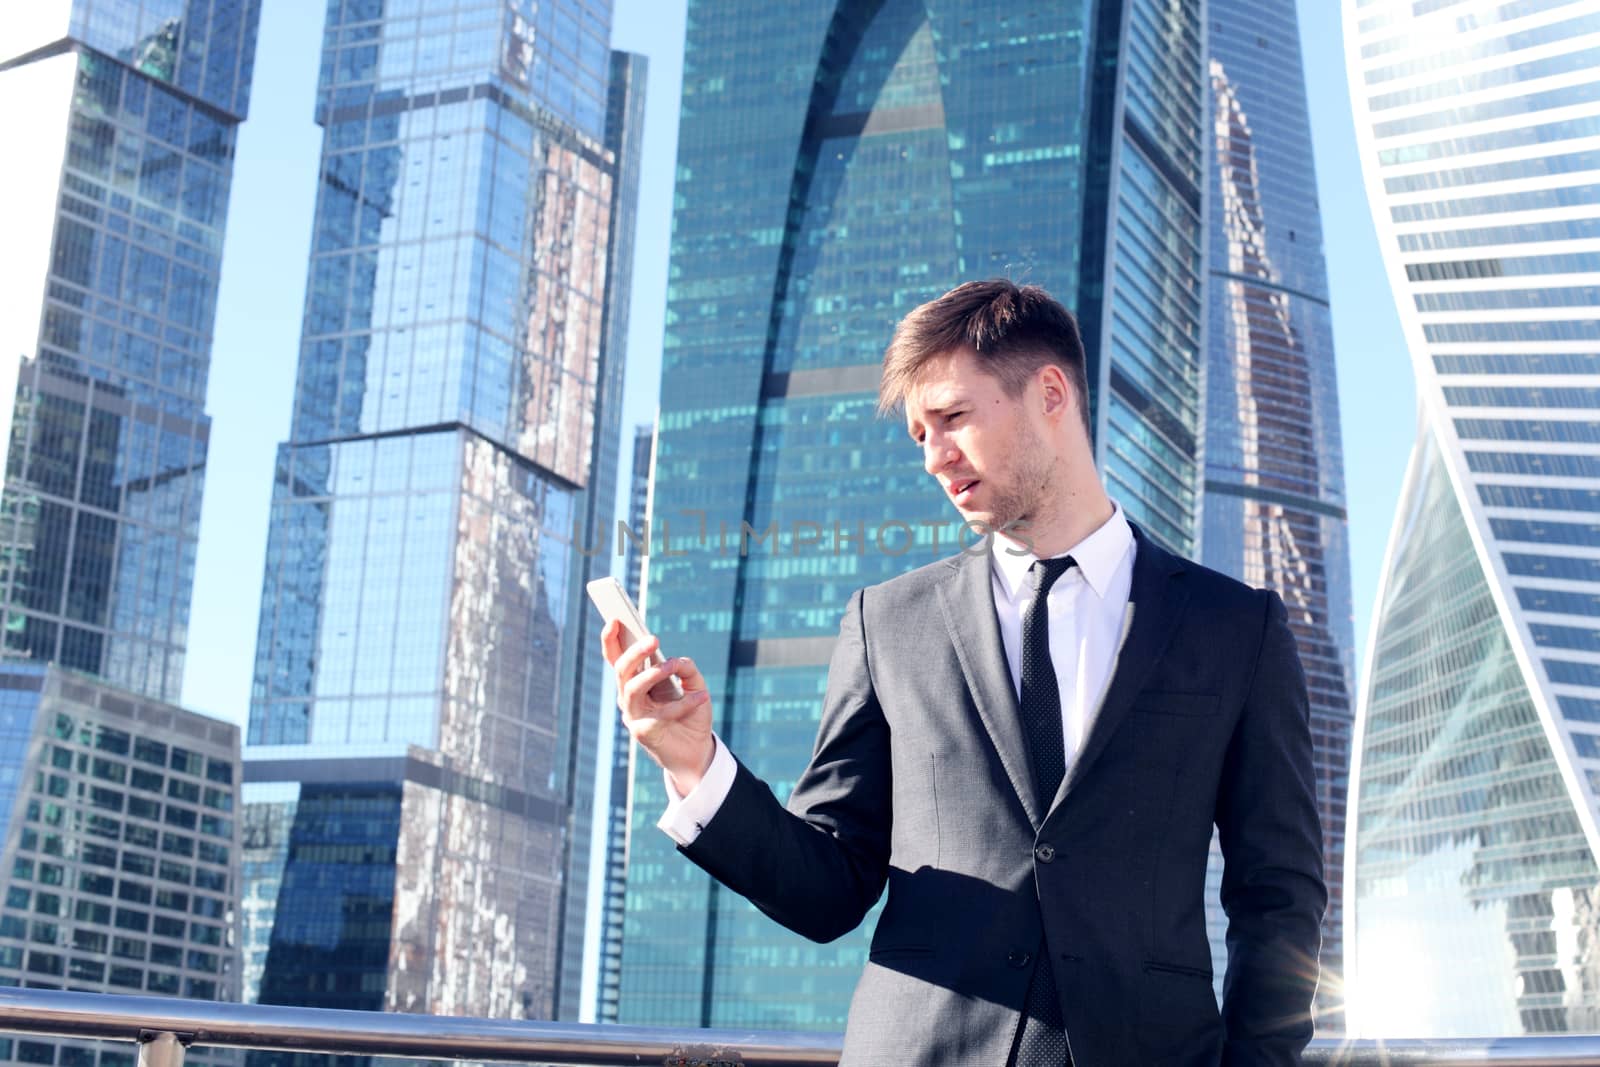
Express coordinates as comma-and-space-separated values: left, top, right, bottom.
1344, 0, 1600, 1036
595, 422, 652, 1023
0, 663, 241, 1067
621, 0, 1206, 1029
1200, 1, 1355, 1029
241, 0, 643, 1025
0, 1, 261, 702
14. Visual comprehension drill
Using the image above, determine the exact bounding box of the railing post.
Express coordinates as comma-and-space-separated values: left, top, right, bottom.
136, 1031, 189, 1067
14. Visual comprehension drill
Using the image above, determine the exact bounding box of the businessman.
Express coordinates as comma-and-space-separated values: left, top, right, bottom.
603, 280, 1325, 1066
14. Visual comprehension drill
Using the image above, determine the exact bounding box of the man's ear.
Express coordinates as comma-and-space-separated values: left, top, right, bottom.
1037, 363, 1072, 420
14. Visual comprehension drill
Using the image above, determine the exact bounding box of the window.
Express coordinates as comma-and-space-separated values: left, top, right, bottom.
110, 937, 144, 960
120, 854, 154, 878
33, 894, 60, 917
25, 952, 62, 976
145, 972, 178, 994
67, 959, 103, 983
133, 739, 166, 767
164, 807, 197, 831
124, 825, 157, 849
90, 758, 126, 785
205, 760, 232, 785
72, 902, 109, 926
82, 844, 117, 869
71, 931, 106, 954
197, 842, 227, 865
77, 874, 113, 898
184, 978, 216, 1000
194, 869, 226, 893
108, 966, 141, 989
154, 890, 188, 912
95, 728, 129, 755
152, 916, 184, 939
148, 944, 180, 967
158, 858, 192, 884
130, 769, 162, 794
112, 909, 147, 932
128, 797, 159, 821
117, 882, 151, 905
169, 749, 199, 775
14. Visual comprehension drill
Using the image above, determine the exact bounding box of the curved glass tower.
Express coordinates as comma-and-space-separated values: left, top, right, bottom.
1202, 0, 1356, 1029
1344, 0, 1600, 1036
622, 0, 1207, 1029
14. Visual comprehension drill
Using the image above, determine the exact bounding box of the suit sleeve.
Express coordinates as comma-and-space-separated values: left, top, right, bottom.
1216, 590, 1328, 1067
679, 587, 892, 943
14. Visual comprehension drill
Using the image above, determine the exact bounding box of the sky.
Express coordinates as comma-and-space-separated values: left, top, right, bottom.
184, 0, 1415, 726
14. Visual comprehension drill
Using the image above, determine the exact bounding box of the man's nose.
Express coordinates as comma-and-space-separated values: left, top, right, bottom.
924, 433, 956, 476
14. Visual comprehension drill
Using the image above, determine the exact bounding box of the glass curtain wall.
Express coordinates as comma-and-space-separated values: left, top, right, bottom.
622, 0, 1205, 1029
1345, 0, 1600, 1036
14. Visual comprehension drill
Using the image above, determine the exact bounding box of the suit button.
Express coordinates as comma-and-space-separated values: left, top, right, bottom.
1034, 844, 1056, 863
1007, 951, 1032, 969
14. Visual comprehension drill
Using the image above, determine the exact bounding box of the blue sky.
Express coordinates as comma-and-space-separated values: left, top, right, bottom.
184, 0, 1414, 725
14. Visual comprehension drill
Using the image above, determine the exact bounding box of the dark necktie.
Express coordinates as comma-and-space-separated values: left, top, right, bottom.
1011, 555, 1075, 1067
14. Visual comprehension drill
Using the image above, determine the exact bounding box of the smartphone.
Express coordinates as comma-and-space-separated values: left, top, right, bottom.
587, 577, 683, 699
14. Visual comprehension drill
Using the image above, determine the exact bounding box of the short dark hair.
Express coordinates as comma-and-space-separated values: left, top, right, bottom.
878, 280, 1091, 438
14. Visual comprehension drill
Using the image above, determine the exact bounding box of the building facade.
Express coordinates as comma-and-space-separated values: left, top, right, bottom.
0, 1, 261, 702
242, 0, 643, 1024
1200, 0, 1356, 1028
595, 422, 653, 1023
0, 664, 241, 1067
1344, 0, 1600, 1036
620, 0, 1206, 1029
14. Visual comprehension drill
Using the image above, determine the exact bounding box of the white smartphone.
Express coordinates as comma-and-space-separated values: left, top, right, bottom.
587, 577, 683, 699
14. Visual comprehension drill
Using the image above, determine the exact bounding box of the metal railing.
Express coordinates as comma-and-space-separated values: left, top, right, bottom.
2, 988, 1600, 1066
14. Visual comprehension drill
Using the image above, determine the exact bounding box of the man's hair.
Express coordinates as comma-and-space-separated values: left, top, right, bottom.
879, 280, 1092, 439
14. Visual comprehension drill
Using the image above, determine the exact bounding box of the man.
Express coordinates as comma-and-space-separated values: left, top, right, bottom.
603, 281, 1325, 1065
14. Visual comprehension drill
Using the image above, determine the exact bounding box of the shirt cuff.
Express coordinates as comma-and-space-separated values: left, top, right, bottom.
657, 735, 736, 846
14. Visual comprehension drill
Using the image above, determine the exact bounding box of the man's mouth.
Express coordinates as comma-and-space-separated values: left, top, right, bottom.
948, 478, 979, 505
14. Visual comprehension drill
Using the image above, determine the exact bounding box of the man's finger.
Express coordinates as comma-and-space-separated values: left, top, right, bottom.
612, 633, 661, 683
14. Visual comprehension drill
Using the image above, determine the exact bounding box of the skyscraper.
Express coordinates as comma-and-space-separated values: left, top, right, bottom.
595, 422, 653, 1023
0, 1, 261, 702
1201, 2, 1355, 1027
621, 0, 1206, 1029
242, 1, 643, 1023
1344, 0, 1600, 1036
552, 49, 646, 1023
0, 664, 241, 1067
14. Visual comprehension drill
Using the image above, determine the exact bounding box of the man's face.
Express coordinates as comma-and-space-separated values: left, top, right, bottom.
904, 348, 1057, 533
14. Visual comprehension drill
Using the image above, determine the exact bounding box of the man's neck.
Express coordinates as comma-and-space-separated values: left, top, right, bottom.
1004, 486, 1116, 559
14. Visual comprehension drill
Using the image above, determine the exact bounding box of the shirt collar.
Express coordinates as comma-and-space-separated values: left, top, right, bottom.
990, 504, 1133, 604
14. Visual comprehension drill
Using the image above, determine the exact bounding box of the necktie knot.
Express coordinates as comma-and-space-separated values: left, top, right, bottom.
1029, 556, 1076, 600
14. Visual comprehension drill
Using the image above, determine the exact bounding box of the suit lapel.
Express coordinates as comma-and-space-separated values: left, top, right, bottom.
1053, 526, 1188, 811
937, 551, 1042, 829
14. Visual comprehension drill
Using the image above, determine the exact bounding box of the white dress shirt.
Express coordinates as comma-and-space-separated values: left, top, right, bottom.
659, 506, 1138, 846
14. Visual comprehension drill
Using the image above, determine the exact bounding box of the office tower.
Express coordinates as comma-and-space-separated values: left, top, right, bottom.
242, 0, 643, 1024
1200, 2, 1355, 1028
0, 663, 241, 1067
1344, 0, 1600, 1036
621, 0, 1206, 1028
595, 423, 653, 1023
553, 49, 646, 1023
0, 2, 261, 701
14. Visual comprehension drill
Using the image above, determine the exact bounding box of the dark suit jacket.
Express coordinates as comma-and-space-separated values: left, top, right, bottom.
682, 526, 1326, 1066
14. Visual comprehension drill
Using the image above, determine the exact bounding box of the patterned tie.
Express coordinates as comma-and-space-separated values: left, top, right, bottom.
1011, 555, 1075, 1067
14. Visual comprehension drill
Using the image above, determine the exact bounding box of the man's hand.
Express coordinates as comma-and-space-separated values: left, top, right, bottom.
601, 620, 716, 795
